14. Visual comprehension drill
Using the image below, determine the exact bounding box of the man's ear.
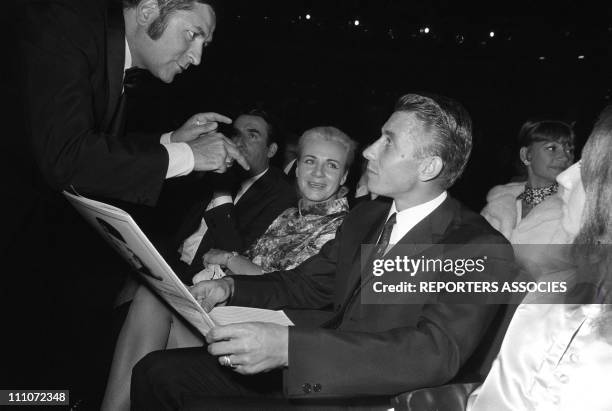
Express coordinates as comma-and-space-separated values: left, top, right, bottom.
136, 0, 160, 26
267, 143, 278, 159
419, 156, 443, 182
519, 147, 531, 165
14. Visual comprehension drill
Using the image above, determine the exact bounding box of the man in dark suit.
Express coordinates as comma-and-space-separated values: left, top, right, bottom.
129, 93, 515, 409
20, 0, 248, 205
14, 0, 248, 393
166, 110, 297, 282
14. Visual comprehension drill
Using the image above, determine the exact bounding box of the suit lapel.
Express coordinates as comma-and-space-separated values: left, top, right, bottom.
102, 1, 125, 132
189, 170, 274, 269
338, 201, 391, 304
234, 169, 273, 211
341, 196, 459, 308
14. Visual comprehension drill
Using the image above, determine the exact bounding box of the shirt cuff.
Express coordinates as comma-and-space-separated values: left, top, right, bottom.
206, 195, 233, 210
160, 131, 173, 145
163, 141, 194, 178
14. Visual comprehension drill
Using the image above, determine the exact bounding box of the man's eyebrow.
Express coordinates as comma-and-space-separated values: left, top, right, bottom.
193, 26, 207, 37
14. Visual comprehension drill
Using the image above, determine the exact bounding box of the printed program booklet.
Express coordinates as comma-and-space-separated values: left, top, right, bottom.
63, 191, 293, 336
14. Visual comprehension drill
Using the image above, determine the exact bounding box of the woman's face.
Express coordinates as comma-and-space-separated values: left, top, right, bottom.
556, 161, 586, 238
523, 140, 574, 186
296, 136, 348, 203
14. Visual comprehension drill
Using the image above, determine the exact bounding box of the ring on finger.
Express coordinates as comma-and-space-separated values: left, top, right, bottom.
220, 355, 235, 368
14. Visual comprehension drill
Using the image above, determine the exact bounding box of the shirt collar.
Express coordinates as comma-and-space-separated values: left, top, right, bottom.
241, 168, 268, 189
386, 191, 447, 244
124, 37, 132, 72
233, 168, 269, 203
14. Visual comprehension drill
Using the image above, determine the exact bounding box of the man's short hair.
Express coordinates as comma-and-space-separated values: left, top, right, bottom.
394, 93, 473, 189
298, 127, 358, 171
123, 0, 217, 40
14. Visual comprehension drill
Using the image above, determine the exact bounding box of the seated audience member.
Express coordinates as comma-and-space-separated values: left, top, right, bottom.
201, 126, 355, 276
169, 109, 297, 280
467, 105, 612, 411
481, 120, 574, 244
101, 127, 356, 411
130, 93, 516, 410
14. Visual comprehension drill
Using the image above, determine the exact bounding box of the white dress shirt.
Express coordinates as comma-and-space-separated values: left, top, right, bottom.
124, 39, 194, 178
283, 158, 296, 175
382, 191, 448, 252
179, 168, 268, 264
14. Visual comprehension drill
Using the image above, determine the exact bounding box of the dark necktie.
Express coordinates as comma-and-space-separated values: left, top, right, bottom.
371, 213, 397, 261
110, 67, 140, 137
322, 213, 397, 329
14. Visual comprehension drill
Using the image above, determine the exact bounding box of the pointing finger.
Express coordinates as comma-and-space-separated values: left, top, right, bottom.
194, 121, 218, 134
195, 112, 232, 125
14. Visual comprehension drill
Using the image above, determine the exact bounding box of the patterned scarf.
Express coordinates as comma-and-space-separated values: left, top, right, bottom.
517, 182, 558, 207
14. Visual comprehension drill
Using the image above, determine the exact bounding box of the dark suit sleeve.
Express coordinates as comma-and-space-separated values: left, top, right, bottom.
203, 186, 296, 253
20, 3, 167, 205
229, 228, 341, 310
283, 241, 516, 398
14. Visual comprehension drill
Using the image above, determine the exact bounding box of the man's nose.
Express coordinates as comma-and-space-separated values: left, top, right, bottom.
363, 142, 377, 160
188, 41, 204, 66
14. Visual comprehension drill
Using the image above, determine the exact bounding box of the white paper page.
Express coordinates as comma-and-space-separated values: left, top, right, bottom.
210, 306, 294, 326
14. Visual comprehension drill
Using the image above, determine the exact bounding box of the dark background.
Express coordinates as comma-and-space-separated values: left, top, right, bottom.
125, 0, 612, 210
1, 0, 611, 408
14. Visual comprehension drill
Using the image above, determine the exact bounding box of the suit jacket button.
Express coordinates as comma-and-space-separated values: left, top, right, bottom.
302, 383, 312, 394
313, 383, 322, 393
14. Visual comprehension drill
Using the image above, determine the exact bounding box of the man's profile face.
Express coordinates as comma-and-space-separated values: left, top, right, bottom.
136, 2, 215, 83
363, 111, 430, 200
232, 115, 276, 176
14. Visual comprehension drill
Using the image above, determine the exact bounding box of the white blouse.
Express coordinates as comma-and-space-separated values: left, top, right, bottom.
467, 303, 612, 411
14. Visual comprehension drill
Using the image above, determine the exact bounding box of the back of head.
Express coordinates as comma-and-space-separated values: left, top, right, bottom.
571, 105, 612, 305
574, 105, 612, 246
394, 93, 473, 189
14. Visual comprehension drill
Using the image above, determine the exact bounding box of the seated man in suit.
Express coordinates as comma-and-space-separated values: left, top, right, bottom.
131, 93, 515, 409
168, 109, 298, 281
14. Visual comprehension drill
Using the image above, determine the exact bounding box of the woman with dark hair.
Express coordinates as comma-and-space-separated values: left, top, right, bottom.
481, 120, 575, 243
467, 106, 612, 410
